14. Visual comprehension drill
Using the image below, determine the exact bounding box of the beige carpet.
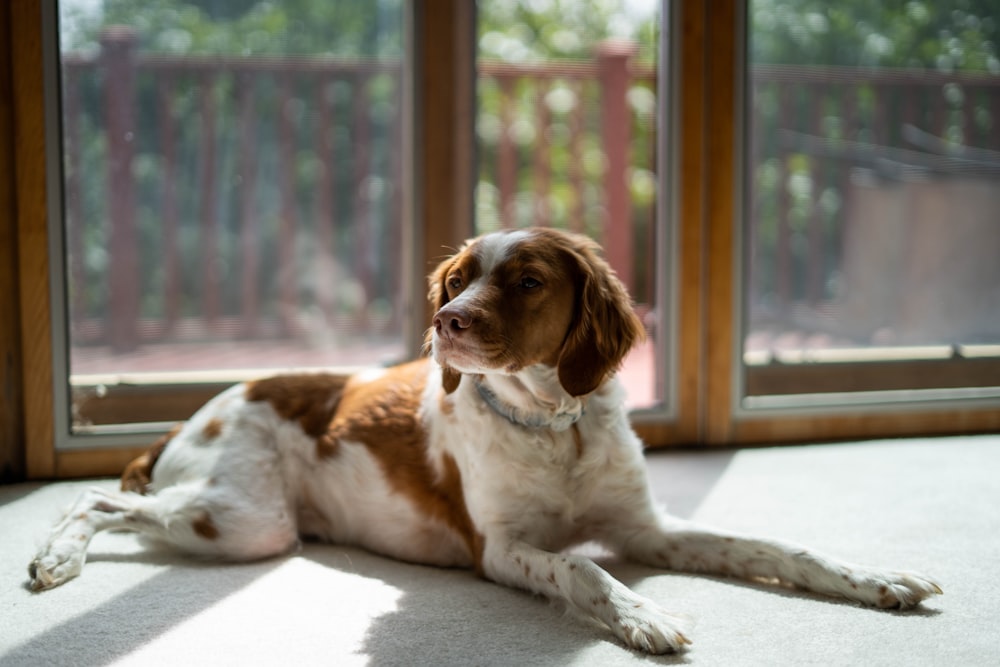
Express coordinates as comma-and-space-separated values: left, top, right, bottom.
2, 435, 997, 666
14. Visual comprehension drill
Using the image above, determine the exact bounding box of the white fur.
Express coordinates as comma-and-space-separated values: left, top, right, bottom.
29, 231, 941, 654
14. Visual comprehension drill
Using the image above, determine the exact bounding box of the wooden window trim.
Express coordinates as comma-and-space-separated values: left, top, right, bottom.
11, 3, 57, 479
9, 1, 481, 479
699, 0, 1000, 444
1, 4, 26, 481
6, 2, 998, 480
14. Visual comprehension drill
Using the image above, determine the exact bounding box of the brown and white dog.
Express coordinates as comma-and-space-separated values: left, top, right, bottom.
29, 228, 940, 653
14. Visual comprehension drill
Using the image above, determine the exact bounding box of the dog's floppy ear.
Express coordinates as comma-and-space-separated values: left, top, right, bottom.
427, 254, 463, 394
557, 236, 645, 397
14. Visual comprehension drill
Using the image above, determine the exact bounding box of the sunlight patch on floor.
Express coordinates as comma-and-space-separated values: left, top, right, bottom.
109, 556, 403, 666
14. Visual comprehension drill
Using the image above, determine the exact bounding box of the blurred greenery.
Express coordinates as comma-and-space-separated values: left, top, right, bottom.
746, 1, 1000, 309
59, 0, 1000, 336
476, 0, 660, 303
62, 0, 404, 57
750, 0, 999, 72
62, 0, 404, 331
478, 0, 659, 63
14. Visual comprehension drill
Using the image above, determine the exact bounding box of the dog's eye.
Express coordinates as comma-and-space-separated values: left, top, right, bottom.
520, 276, 541, 290
447, 276, 462, 290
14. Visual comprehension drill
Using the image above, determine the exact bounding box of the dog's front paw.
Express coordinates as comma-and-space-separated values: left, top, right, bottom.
28, 543, 86, 592
841, 568, 942, 609
609, 599, 694, 654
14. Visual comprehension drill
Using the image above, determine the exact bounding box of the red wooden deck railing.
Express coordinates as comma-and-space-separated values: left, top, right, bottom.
62, 30, 1000, 354
747, 64, 1000, 314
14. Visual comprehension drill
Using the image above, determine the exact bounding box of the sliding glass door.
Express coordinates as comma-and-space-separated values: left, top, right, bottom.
741, 1, 1000, 409
47, 0, 413, 445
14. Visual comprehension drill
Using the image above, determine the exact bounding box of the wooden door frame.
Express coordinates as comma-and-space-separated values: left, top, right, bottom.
5, 1, 998, 480
6, 1, 481, 479
698, 0, 1000, 444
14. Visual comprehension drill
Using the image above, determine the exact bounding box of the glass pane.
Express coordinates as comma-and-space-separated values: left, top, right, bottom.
744, 1, 1000, 397
475, 0, 664, 409
57, 1, 407, 430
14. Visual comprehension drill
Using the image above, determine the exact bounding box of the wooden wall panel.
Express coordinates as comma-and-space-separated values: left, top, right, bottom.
417, 0, 475, 332
669, 1, 707, 445
11, 2, 56, 478
702, 0, 739, 444
0, 4, 26, 482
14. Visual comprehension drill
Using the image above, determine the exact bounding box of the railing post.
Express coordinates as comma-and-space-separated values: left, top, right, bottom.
498, 76, 516, 229
596, 40, 637, 292
101, 26, 139, 352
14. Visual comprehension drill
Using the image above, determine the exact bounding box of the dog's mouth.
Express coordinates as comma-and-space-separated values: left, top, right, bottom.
433, 340, 487, 373
433, 335, 515, 375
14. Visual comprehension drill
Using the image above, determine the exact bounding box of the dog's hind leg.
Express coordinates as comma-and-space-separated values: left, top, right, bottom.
30, 486, 156, 591
28, 482, 297, 591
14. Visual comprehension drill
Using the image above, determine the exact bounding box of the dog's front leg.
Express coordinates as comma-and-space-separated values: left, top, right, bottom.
481, 539, 693, 654
618, 518, 941, 609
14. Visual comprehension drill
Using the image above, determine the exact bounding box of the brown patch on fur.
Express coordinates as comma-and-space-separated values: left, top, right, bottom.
427, 252, 480, 396
441, 367, 462, 394
245, 373, 344, 457
427, 246, 483, 316
202, 418, 224, 441
192, 512, 219, 540
121, 423, 183, 494
330, 359, 485, 572
571, 423, 583, 458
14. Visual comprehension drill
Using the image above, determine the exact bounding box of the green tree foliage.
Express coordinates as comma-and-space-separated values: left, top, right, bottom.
751, 0, 999, 72
60, 0, 406, 330
747, 1, 1000, 311
62, 0, 404, 57
477, 0, 1000, 73
60, 0, 1000, 328
478, 0, 658, 62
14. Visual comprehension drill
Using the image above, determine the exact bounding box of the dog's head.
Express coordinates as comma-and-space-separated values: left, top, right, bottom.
427, 228, 644, 396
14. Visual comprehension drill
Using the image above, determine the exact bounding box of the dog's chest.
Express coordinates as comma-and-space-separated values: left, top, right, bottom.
456, 420, 611, 547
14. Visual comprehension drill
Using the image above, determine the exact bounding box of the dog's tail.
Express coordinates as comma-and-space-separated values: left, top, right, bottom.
120, 423, 183, 494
